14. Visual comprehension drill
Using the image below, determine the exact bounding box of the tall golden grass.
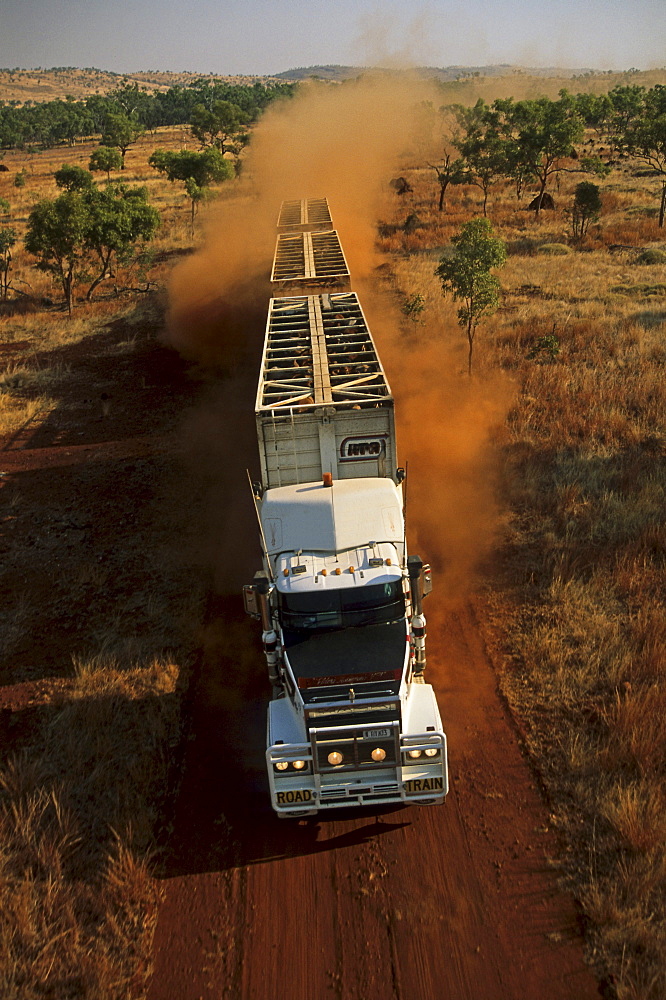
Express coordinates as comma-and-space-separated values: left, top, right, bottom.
384, 150, 665, 998
0, 657, 178, 999
1, 154, 205, 995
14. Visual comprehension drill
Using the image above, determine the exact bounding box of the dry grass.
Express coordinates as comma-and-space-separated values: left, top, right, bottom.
0, 658, 180, 998
1, 136, 207, 994
381, 138, 666, 998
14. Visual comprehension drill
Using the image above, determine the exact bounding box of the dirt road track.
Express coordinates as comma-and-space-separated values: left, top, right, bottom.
148, 596, 601, 1000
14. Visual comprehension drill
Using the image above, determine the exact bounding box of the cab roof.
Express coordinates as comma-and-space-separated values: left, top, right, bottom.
260, 477, 403, 556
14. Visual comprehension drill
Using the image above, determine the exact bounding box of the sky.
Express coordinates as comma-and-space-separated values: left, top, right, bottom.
1, 0, 664, 76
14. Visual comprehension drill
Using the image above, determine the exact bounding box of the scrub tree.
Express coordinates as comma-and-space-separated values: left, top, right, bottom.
435, 217, 506, 376
190, 100, 249, 155
54, 163, 95, 192
83, 184, 160, 300
101, 113, 145, 168
149, 147, 233, 232
613, 84, 666, 226
0, 226, 17, 301
89, 146, 123, 181
450, 99, 509, 216
572, 181, 602, 240
25, 193, 89, 315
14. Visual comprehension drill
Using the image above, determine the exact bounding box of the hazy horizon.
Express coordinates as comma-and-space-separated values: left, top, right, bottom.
1, 1, 663, 79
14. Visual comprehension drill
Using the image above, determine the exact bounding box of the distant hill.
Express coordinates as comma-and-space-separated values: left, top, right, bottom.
1, 64, 664, 106
272, 64, 597, 83
0, 67, 282, 105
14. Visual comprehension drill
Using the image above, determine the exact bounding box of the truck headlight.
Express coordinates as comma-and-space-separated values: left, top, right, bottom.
328, 751, 344, 766
425, 748, 439, 757
275, 761, 289, 771
292, 760, 306, 770
408, 749, 422, 759
371, 747, 386, 762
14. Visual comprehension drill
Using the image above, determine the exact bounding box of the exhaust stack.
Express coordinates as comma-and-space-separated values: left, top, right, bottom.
407, 555, 428, 675
245, 571, 280, 687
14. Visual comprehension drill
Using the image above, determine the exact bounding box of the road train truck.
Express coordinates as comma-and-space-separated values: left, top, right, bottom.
243, 288, 448, 816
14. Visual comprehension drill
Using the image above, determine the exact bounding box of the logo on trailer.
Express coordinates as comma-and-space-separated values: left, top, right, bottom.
340, 436, 387, 462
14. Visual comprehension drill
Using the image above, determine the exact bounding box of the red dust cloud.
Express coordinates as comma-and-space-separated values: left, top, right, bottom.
165, 74, 515, 597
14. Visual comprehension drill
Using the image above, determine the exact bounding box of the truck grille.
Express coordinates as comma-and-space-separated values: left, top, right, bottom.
312, 723, 399, 773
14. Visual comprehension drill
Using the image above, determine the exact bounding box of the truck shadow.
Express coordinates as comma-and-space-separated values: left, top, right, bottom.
157, 595, 411, 877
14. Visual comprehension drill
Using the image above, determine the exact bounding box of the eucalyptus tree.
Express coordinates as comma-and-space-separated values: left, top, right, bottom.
435, 217, 506, 376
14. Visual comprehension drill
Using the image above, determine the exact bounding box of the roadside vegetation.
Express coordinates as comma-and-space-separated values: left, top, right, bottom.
0, 104, 233, 998
0, 77, 294, 151
0, 66, 664, 998
381, 83, 666, 1000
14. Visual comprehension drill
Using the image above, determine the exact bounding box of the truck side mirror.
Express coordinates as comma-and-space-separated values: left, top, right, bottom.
243, 571, 273, 617
243, 584, 261, 618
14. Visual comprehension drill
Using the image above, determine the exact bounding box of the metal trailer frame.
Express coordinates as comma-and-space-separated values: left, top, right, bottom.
271, 230, 351, 295
255, 292, 397, 487
277, 197, 333, 232
256, 292, 391, 411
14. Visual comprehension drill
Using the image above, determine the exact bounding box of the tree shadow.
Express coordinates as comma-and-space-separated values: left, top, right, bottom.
0, 299, 204, 685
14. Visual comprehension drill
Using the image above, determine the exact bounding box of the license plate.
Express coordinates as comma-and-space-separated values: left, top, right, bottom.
364, 728, 391, 740
275, 789, 312, 805
404, 776, 444, 794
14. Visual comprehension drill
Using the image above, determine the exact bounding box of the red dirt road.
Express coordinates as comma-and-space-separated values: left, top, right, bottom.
148, 595, 601, 1000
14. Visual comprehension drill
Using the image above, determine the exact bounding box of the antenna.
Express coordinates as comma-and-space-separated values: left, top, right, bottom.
246, 470, 274, 583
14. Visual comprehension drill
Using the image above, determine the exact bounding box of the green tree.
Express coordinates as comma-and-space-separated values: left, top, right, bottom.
25, 193, 89, 314
54, 162, 95, 192
88, 145, 123, 180
496, 93, 587, 218
0, 197, 10, 216
101, 112, 145, 168
83, 184, 159, 300
571, 181, 602, 240
613, 85, 666, 227
429, 154, 468, 211
435, 217, 506, 376
603, 84, 647, 154
149, 147, 233, 232
0, 226, 17, 300
108, 81, 153, 121
190, 100, 250, 157
451, 99, 509, 216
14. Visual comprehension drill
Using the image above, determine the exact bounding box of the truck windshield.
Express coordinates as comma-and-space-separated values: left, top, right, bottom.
279, 581, 404, 631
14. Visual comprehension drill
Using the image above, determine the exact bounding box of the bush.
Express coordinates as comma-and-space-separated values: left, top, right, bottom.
538, 243, 572, 256
635, 248, 666, 265
572, 181, 602, 240
527, 333, 560, 361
